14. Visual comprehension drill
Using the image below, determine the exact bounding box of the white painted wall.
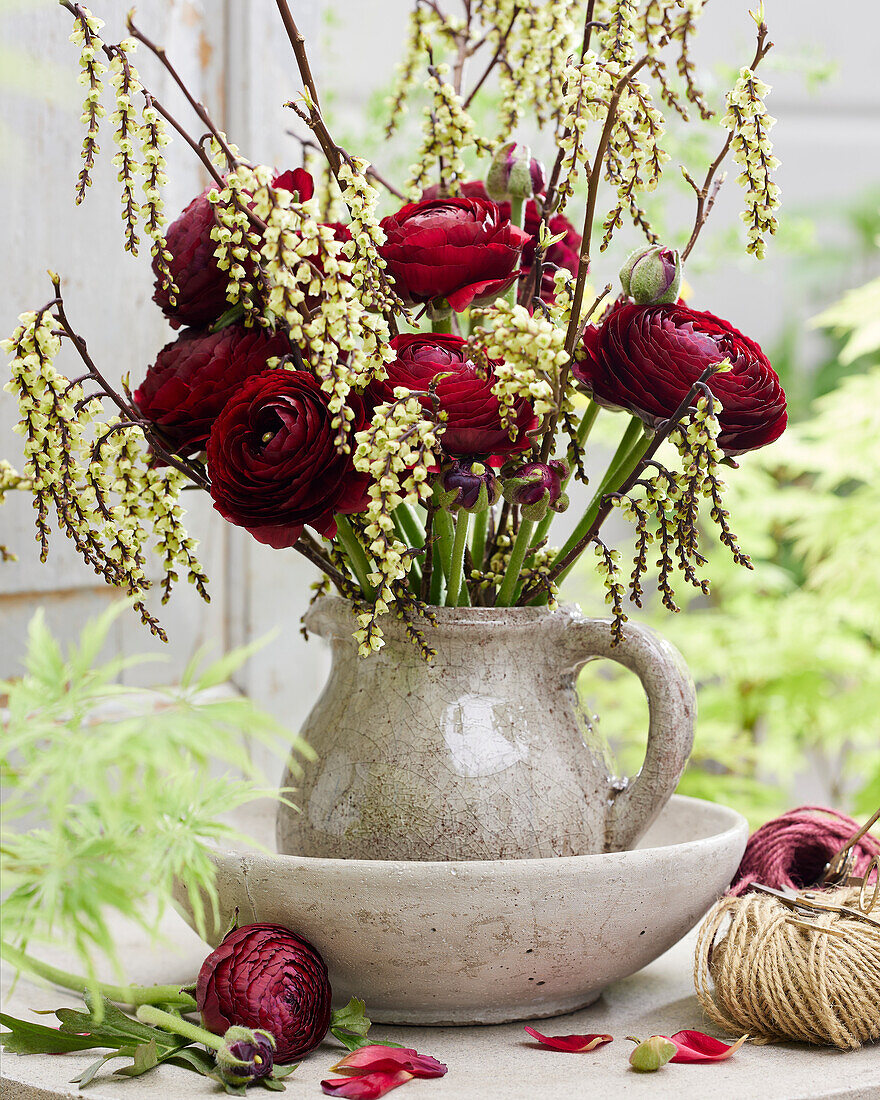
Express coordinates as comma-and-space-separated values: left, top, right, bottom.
2, 1, 878, 770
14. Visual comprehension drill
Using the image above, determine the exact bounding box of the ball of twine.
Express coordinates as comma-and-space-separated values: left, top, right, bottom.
694, 886, 880, 1050
728, 805, 880, 897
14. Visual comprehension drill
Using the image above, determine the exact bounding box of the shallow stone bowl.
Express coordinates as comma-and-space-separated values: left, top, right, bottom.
174, 794, 747, 1025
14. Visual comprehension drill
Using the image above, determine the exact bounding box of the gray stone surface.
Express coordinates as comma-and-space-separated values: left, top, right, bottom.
2, 909, 877, 1099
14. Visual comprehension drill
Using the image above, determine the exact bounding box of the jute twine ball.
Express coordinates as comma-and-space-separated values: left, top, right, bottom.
694, 886, 880, 1051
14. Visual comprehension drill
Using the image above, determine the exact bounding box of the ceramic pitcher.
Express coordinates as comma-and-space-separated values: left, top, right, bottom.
277, 597, 695, 861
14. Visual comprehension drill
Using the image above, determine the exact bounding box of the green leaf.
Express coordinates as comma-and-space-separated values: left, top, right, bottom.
261, 1076, 287, 1091
0, 1013, 111, 1055
329, 997, 370, 1038
165, 1046, 218, 1076
209, 302, 247, 333
115, 1039, 160, 1077
71, 1051, 133, 1088
58, 994, 179, 1049
271, 1063, 300, 1079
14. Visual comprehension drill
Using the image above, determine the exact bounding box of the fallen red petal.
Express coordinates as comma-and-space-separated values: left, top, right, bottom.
667, 1030, 749, 1063
331, 1044, 447, 1078
523, 1025, 614, 1052
321, 1069, 415, 1098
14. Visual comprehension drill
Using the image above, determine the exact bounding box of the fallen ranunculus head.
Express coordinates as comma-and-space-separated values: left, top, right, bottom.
572, 300, 787, 456
206, 370, 370, 550
366, 333, 537, 461
196, 922, 332, 1063
133, 324, 293, 458
379, 196, 529, 312
153, 168, 314, 328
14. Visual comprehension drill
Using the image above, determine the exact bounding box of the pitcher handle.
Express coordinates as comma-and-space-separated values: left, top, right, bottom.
560, 613, 696, 852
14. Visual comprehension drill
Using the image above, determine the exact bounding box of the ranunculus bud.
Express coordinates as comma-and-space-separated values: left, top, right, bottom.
216, 1026, 276, 1086
436, 459, 501, 514
502, 460, 569, 521
196, 923, 332, 1063
628, 1035, 677, 1072
486, 142, 546, 202
619, 245, 681, 305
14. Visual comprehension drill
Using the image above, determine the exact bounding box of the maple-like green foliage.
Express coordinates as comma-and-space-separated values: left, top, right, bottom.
0, 601, 312, 978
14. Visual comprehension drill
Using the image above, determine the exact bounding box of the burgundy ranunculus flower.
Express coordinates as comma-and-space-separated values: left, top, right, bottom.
572, 300, 787, 456
154, 168, 314, 328
206, 369, 370, 549
133, 324, 292, 458
379, 197, 529, 312
196, 923, 332, 1064
367, 333, 537, 460
421, 181, 581, 304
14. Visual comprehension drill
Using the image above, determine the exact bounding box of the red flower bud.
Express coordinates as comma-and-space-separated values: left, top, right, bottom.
572, 300, 787, 456
196, 923, 332, 1064
619, 245, 681, 305
133, 324, 292, 458
153, 168, 314, 328
437, 459, 501, 513
366, 334, 537, 461
206, 369, 370, 549
502, 460, 569, 520
486, 142, 546, 201
379, 197, 529, 312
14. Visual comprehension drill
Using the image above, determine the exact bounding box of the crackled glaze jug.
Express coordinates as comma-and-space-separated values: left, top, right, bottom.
276, 597, 695, 861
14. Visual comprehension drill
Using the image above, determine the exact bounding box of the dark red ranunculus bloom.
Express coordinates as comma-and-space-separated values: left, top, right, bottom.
133, 324, 292, 458
367, 333, 537, 459
421, 181, 581, 303
153, 168, 314, 328
572, 300, 787, 456
196, 923, 332, 1064
379, 197, 529, 312
206, 369, 370, 548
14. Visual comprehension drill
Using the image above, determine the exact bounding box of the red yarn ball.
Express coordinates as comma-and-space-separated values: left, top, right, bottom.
729, 805, 880, 897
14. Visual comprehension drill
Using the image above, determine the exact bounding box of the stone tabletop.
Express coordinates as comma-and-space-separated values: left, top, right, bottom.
2, 909, 877, 1100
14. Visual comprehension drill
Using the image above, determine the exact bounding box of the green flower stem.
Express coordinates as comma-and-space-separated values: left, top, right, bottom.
445, 512, 471, 607
496, 517, 537, 606
553, 418, 651, 588
391, 511, 421, 593
136, 1005, 222, 1051
430, 507, 456, 605
0, 941, 197, 1011
394, 501, 425, 548
505, 196, 525, 308
334, 515, 375, 600
470, 506, 489, 572
530, 399, 601, 552
431, 311, 453, 335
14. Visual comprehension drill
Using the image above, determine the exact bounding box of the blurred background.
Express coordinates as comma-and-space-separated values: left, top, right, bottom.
2, 0, 878, 821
